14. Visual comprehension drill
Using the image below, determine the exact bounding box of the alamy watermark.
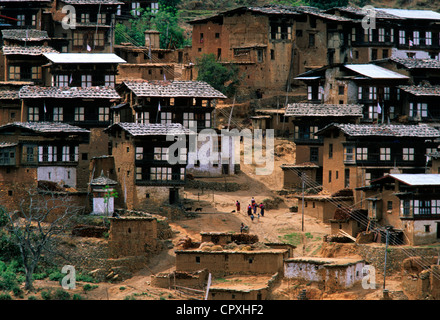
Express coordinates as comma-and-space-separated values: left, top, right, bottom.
361, 5, 376, 31
361, 265, 377, 289
61, 265, 76, 290
166, 121, 275, 176
61, 5, 77, 30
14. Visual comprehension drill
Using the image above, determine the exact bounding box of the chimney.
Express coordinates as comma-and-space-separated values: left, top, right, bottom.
144, 30, 161, 48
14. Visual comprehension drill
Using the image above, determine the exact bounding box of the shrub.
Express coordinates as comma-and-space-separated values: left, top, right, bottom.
48, 271, 64, 283
54, 289, 71, 300
12, 286, 23, 297
41, 290, 52, 300
83, 284, 98, 292
72, 294, 83, 300
0, 270, 19, 291
0, 293, 12, 300
77, 273, 97, 283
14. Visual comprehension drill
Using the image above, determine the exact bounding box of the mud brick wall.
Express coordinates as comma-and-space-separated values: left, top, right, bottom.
108, 217, 159, 259
175, 250, 287, 277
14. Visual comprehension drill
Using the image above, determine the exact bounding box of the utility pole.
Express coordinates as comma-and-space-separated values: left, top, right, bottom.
383, 227, 390, 290
301, 173, 306, 232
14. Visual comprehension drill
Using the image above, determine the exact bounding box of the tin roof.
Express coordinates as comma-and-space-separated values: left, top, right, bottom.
344, 64, 409, 79
285, 103, 363, 117
2, 29, 50, 41
19, 86, 120, 99
2, 45, 58, 56
376, 8, 440, 20
316, 123, 440, 138
104, 122, 191, 136
43, 53, 126, 64
60, 0, 123, 4
0, 122, 90, 134
122, 80, 227, 99
373, 174, 440, 186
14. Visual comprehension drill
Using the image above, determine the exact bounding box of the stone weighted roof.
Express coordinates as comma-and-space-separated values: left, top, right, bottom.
19, 86, 120, 99
2, 29, 50, 41
0, 89, 19, 100
327, 6, 402, 20
122, 80, 227, 99
316, 123, 440, 138
0, 122, 90, 134
2, 45, 58, 56
390, 57, 440, 69
104, 122, 192, 136
398, 84, 440, 96
285, 103, 363, 117
90, 171, 117, 186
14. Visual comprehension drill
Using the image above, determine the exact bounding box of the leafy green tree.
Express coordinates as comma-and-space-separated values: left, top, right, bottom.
159, 0, 182, 15
308, 0, 349, 9
115, 4, 189, 49
196, 53, 241, 97
269, 0, 309, 6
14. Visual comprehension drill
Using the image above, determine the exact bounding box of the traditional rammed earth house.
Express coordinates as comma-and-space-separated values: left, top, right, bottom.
0, 121, 90, 211
359, 173, 440, 245
284, 257, 365, 292
115, 79, 237, 176
315, 123, 440, 205
104, 122, 190, 210
295, 63, 410, 122
188, 5, 355, 98
0, 29, 58, 85
284, 103, 363, 185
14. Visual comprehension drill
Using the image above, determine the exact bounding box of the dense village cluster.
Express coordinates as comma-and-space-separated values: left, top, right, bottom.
1, 0, 440, 301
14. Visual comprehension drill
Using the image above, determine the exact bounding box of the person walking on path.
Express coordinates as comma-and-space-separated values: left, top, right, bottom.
259, 203, 265, 217
247, 204, 252, 216
236, 200, 240, 213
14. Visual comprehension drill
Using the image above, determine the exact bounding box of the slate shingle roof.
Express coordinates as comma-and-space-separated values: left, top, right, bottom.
390, 57, 440, 69
0, 89, 19, 100
19, 86, 121, 99
190, 4, 354, 24
0, 122, 90, 134
122, 80, 227, 99
398, 84, 440, 96
2, 45, 58, 56
285, 103, 363, 117
327, 6, 403, 20
90, 171, 117, 186
2, 29, 50, 41
105, 122, 191, 136
316, 123, 440, 138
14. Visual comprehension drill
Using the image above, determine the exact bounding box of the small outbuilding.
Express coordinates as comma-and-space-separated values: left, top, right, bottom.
90, 171, 118, 216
